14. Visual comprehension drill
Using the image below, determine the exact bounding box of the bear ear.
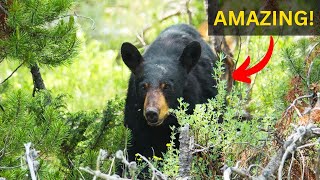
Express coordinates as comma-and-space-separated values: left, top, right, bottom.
121, 42, 143, 74
179, 41, 201, 73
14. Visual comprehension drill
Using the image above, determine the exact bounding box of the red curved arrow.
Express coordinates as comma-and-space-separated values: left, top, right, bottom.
232, 36, 274, 84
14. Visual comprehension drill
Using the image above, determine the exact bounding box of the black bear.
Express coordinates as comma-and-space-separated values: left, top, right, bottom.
121, 24, 218, 162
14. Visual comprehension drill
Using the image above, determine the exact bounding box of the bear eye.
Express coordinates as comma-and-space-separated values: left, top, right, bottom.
161, 83, 171, 90
141, 83, 149, 90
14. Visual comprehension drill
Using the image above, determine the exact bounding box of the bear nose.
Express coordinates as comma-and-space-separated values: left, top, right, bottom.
145, 107, 159, 123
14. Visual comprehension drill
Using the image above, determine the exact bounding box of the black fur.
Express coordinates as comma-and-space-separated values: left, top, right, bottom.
121, 24, 218, 162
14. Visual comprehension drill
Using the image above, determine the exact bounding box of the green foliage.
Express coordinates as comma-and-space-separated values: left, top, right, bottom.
0, 90, 69, 178
1, 0, 78, 67
161, 126, 179, 178
282, 38, 320, 87
167, 53, 274, 178
0, 89, 127, 178
63, 97, 127, 179
0, 0, 319, 179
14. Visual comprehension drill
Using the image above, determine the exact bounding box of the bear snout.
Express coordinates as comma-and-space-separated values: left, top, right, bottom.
145, 107, 159, 125
143, 89, 169, 126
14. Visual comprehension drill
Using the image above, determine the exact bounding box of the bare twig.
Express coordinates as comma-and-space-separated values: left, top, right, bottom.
283, 94, 314, 118
287, 152, 295, 180
0, 3, 8, 16
297, 139, 319, 149
80, 149, 134, 180
178, 124, 193, 179
79, 167, 130, 180
224, 161, 253, 179
93, 149, 109, 180
0, 61, 25, 85
225, 124, 320, 180
67, 158, 86, 180
136, 153, 167, 180
185, 0, 192, 25
108, 157, 116, 175
297, 149, 306, 180
56, 12, 95, 30
24, 142, 37, 180
0, 164, 21, 170
142, 11, 181, 35
316, 146, 320, 180
136, 33, 146, 47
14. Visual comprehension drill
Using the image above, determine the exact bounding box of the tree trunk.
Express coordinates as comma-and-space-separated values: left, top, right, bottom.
30, 64, 46, 96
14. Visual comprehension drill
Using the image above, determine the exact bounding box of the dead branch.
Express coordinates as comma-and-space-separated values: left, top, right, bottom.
223, 161, 253, 179
224, 124, 320, 180
79, 167, 130, 180
136, 10, 182, 47
136, 153, 167, 180
24, 142, 39, 180
316, 146, 320, 180
0, 61, 25, 85
0, 3, 8, 16
185, 0, 192, 25
80, 149, 135, 180
178, 124, 193, 179
56, 12, 96, 30
283, 94, 314, 118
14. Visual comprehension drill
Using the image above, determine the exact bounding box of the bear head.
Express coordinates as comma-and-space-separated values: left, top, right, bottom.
121, 41, 201, 126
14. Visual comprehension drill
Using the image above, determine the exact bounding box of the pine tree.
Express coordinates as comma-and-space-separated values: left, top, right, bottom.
0, 1, 130, 178
0, 1, 77, 179
0, 0, 78, 95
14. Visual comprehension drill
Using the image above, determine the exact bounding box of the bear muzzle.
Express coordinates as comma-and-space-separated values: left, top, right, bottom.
145, 107, 159, 125
143, 89, 169, 126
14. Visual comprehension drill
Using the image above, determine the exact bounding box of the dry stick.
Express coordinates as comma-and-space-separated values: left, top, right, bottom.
0, 3, 8, 16
136, 153, 167, 180
224, 161, 252, 179
278, 126, 306, 179
316, 146, 320, 180
93, 149, 108, 180
178, 124, 192, 179
263, 125, 319, 180
287, 152, 295, 180
136, 10, 182, 47
225, 125, 320, 180
306, 42, 320, 88
24, 142, 37, 180
185, 0, 192, 25
0, 61, 25, 85
297, 149, 306, 180
283, 94, 314, 118
67, 158, 86, 180
80, 150, 131, 180
56, 12, 96, 30
79, 167, 130, 180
